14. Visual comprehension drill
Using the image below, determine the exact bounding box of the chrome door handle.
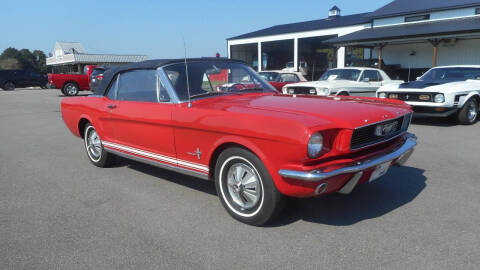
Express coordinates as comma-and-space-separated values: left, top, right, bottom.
107, 104, 117, 109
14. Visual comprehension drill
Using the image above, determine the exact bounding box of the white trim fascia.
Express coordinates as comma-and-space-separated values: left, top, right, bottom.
373, 14, 480, 28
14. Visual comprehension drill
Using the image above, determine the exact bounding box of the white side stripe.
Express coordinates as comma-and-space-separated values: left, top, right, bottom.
102, 141, 209, 172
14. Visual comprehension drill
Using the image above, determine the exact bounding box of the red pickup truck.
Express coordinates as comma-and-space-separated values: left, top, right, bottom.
48, 65, 97, 96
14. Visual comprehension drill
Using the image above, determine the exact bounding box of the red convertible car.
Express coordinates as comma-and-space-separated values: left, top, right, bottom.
61, 58, 417, 225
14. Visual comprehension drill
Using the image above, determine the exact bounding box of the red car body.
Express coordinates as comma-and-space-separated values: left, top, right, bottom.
48, 65, 97, 92
61, 59, 417, 224
62, 91, 414, 197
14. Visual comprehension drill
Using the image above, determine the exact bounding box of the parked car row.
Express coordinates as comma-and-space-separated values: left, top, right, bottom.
61, 58, 417, 225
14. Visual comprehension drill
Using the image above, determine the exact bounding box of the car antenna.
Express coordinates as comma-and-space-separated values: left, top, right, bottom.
183, 38, 192, 108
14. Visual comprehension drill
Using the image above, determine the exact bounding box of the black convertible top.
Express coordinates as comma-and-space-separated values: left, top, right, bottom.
94, 58, 245, 96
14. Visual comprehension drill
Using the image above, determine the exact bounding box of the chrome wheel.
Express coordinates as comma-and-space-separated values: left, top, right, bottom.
85, 126, 102, 161
467, 102, 477, 122
65, 84, 78, 96
226, 163, 261, 209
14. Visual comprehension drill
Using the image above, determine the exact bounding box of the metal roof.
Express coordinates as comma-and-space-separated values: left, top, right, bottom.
73, 54, 147, 63
326, 16, 480, 45
227, 12, 371, 41
368, 0, 480, 19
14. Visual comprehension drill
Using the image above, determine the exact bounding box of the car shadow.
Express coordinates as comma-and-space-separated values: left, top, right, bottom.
112, 157, 426, 227
411, 115, 458, 127
269, 165, 426, 227
114, 157, 217, 196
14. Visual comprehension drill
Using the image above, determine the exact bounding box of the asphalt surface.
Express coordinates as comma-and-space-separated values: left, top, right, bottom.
1, 88, 479, 270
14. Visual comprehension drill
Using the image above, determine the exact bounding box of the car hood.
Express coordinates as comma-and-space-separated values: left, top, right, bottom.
386, 80, 475, 92
194, 93, 411, 130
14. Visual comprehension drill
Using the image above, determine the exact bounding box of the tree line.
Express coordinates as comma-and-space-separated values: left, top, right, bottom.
0, 47, 47, 73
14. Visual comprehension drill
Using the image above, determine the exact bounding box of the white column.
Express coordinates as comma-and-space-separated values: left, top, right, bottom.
257, 42, 262, 72
227, 41, 231, 58
294, 38, 298, 72
337, 47, 345, 68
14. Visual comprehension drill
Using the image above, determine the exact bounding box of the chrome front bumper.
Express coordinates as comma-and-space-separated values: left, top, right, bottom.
278, 133, 417, 182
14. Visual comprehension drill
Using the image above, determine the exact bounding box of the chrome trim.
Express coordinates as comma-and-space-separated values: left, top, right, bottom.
337, 172, 363, 194
105, 148, 211, 181
157, 67, 181, 103
278, 133, 417, 182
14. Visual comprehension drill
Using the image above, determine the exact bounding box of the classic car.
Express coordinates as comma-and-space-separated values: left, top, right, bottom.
377, 65, 480, 125
282, 67, 403, 97
61, 58, 417, 225
258, 71, 307, 91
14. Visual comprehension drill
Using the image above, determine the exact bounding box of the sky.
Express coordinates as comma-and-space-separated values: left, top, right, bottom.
0, 0, 392, 59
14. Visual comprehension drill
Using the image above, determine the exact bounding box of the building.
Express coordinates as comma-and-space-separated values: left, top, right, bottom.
46, 41, 148, 74
227, 0, 480, 81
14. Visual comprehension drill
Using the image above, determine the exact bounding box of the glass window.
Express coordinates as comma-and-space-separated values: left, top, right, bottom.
405, 14, 430, 22
258, 72, 279, 82
420, 67, 480, 81
163, 62, 275, 102
106, 75, 118, 100
476, 8, 480, 14
361, 70, 381, 82
116, 70, 158, 102
319, 69, 361, 81
279, 74, 299, 82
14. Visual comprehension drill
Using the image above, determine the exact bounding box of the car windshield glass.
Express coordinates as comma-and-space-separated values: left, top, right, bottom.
258, 72, 279, 82
163, 62, 276, 101
419, 67, 480, 81
319, 69, 361, 81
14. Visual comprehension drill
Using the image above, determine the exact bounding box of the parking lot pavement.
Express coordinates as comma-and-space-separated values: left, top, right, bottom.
1, 88, 479, 269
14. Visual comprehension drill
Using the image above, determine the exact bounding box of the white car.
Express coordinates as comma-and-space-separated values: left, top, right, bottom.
282, 67, 403, 97
377, 65, 480, 125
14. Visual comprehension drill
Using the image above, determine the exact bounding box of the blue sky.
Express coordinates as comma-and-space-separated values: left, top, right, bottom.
0, 0, 392, 59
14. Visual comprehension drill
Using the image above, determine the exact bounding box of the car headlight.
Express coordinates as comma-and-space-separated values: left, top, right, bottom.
378, 92, 387, 98
307, 132, 323, 159
434, 93, 445, 103
316, 88, 330, 95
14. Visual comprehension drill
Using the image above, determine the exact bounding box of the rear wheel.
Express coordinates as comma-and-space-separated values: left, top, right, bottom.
63, 83, 79, 96
84, 123, 115, 167
215, 147, 284, 226
457, 98, 478, 125
3, 81, 15, 91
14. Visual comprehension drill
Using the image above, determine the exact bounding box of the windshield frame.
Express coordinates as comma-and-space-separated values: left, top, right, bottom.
159, 61, 276, 103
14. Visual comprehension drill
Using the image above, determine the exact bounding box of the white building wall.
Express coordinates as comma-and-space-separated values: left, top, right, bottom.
371, 39, 480, 69
373, 7, 479, 27
437, 39, 480, 66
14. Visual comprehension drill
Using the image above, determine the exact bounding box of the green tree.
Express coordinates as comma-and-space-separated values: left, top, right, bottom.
0, 47, 47, 73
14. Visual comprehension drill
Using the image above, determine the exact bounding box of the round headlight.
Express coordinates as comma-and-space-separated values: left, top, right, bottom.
307, 133, 323, 159
378, 92, 387, 98
434, 93, 445, 103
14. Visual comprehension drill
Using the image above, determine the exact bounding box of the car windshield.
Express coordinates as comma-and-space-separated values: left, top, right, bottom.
163, 62, 276, 101
419, 67, 480, 81
258, 72, 279, 82
319, 69, 361, 81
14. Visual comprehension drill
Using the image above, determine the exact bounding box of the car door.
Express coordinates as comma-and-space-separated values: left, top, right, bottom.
357, 70, 382, 97
107, 69, 176, 162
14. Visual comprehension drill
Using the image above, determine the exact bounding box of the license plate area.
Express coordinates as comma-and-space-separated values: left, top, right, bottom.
369, 161, 391, 182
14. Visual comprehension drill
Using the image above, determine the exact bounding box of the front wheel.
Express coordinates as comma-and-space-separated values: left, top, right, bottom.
84, 123, 115, 167
457, 98, 478, 125
3, 81, 15, 91
63, 83, 79, 96
215, 147, 284, 226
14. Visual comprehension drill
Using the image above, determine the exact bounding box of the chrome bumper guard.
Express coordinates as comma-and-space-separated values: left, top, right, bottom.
278, 133, 417, 182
